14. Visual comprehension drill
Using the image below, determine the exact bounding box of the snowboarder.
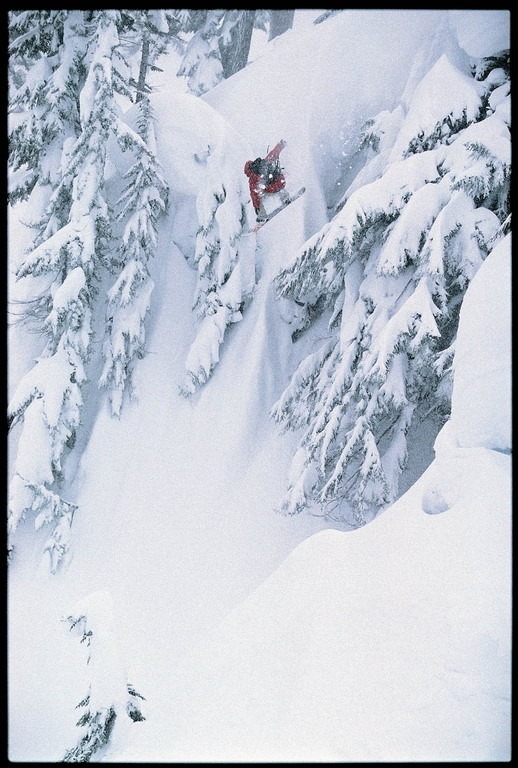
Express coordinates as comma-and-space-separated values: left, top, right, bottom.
244, 139, 290, 222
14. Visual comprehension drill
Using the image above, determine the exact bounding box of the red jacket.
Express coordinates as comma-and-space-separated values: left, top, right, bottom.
244, 141, 286, 209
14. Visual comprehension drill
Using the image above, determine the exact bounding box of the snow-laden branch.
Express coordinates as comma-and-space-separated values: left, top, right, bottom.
180, 130, 255, 396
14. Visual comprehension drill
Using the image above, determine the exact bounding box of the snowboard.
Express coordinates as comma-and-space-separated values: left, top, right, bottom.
247, 187, 306, 234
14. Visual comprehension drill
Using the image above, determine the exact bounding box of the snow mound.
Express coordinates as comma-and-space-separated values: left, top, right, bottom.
138, 443, 510, 763
449, 10, 510, 59
450, 234, 511, 452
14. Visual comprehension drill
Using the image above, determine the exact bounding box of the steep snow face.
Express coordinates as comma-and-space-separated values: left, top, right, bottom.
450, 235, 511, 452
203, 10, 458, 218
112, 235, 511, 763
149, 91, 250, 196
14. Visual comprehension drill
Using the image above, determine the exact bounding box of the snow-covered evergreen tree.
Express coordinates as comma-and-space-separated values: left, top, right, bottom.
8, 11, 128, 569
273, 51, 510, 525
63, 591, 145, 763
8, 9, 177, 565
100, 98, 168, 416
180, 136, 255, 396
8, 11, 84, 205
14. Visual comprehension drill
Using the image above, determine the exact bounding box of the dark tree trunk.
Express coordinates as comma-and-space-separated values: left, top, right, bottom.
136, 32, 150, 103
268, 9, 295, 41
220, 10, 255, 79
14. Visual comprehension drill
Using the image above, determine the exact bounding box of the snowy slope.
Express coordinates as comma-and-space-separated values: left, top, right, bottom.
8, 10, 511, 763
109, 236, 511, 764
204, 9, 465, 233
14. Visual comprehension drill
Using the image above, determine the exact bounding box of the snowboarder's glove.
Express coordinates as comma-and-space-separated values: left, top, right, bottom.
280, 138, 287, 147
